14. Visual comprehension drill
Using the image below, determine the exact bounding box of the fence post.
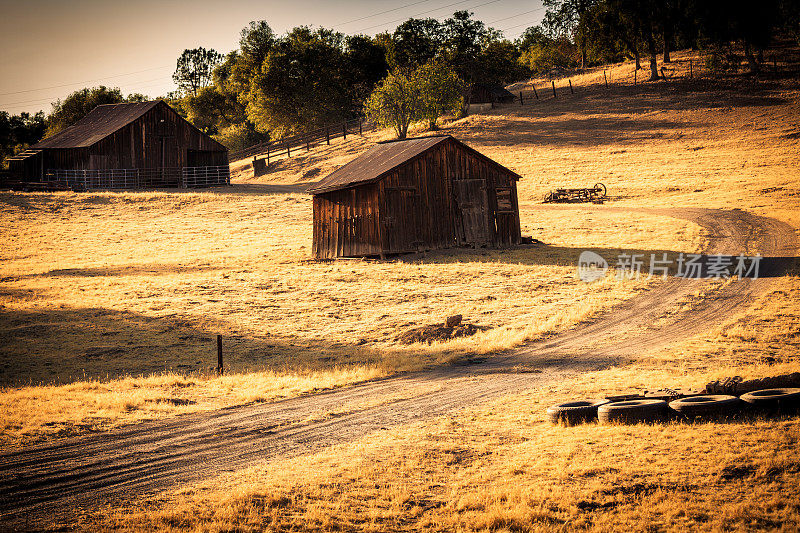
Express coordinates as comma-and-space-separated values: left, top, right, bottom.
604, 70, 608, 88
569, 79, 574, 94
520, 91, 524, 105
551, 80, 557, 98
266, 147, 270, 166
343, 121, 347, 140
306, 136, 310, 151
217, 335, 223, 375
634, 69, 637, 85
287, 144, 291, 158
533, 85, 538, 99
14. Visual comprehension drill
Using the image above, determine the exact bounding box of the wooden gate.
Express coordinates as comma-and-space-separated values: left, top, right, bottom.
454, 179, 491, 245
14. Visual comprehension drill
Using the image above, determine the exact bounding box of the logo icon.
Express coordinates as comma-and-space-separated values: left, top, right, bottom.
578, 251, 608, 282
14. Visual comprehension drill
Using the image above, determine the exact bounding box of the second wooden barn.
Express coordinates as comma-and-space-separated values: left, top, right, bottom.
7, 100, 229, 189
308, 135, 522, 259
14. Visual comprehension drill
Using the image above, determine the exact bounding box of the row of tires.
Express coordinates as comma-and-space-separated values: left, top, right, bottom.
547, 388, 800, 426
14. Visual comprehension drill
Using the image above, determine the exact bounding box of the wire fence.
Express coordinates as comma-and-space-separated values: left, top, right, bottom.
45, 165, 230, 190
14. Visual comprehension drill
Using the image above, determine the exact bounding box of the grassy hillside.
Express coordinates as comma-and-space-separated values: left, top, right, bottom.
2, 48, 799, 451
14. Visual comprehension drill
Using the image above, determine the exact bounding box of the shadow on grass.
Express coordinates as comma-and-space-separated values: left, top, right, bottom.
1, 263, 223, 282
453, 77, 792, 148
390, 244, 799, 278
0, 305, 389, 387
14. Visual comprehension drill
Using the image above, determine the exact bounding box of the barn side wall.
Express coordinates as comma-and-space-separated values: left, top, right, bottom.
313, 184, 381, 259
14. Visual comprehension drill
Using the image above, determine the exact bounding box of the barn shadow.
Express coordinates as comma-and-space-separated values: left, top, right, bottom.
392, 244, 799, 278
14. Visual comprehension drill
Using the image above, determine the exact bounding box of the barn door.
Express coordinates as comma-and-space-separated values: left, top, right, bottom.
454, 179, 490, 246
384, 187, 419, 253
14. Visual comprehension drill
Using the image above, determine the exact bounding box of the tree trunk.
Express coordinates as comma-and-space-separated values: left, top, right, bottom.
458, 86, 473, 118
662, 28, 672, 63
646, 30, 659, 80
744, 41, 759, 74
621, 37, 640, 70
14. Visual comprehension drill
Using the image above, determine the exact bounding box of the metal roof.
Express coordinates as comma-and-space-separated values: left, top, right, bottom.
307, 135, 521, 195
33, 101, 161, 149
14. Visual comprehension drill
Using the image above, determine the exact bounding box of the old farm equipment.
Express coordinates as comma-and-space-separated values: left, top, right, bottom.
543, 183, 607, 204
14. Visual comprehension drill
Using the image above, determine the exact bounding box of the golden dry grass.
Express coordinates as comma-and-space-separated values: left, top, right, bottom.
0, 191, 700, 380
86, 275, 800, 532
2, 49, 800, 525
0, 189, 698, 445
0, 366, 386, 448
63, 50, 800, 531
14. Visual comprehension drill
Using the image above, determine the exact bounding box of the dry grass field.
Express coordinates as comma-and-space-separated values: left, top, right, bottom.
2, 48, 800, 530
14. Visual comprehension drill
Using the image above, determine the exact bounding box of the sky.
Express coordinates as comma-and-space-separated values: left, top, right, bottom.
0, 0, 544, 115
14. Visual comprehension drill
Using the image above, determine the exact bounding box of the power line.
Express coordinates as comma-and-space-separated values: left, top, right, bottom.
486, 6, 545, 26
332, 0, 438, 28
495, 17, 545, 34
0, 65, 173, 97
354, 0, 505, 33
0, 77, 171, 108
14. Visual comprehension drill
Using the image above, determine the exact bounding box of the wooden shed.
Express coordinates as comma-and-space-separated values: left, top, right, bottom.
308, 135, 522, 259
470, 84, 517, 105
7, 100, 229, 189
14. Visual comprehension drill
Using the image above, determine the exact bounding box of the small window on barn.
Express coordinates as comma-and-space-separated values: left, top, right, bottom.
495, 187, 514, 212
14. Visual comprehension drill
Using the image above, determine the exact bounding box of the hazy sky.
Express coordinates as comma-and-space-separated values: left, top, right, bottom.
0, 0, 544, 115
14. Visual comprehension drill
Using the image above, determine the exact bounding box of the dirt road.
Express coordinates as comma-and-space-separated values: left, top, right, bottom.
0, 207, 796, 529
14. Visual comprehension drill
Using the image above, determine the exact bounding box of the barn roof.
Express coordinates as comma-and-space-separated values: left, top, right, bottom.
307, 135, 521, 195
34, 101, 161, 149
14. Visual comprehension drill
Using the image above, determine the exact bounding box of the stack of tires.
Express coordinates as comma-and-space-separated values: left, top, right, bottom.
547, 388, 800, 426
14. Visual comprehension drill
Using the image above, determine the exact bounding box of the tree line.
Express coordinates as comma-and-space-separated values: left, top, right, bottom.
2, 1, 798, 162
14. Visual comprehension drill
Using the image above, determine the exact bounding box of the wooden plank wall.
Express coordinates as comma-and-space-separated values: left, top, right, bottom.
312, 184, 381, 259
312, 138, 521, 259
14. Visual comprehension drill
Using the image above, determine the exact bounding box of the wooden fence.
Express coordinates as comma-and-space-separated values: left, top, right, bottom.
506, 58, 706, 106
229, 117, 374, 163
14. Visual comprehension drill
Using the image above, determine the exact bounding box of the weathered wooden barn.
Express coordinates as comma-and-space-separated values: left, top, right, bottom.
308, 135, 522, 259
7, 100, 229, 189
470, 84, 517, 105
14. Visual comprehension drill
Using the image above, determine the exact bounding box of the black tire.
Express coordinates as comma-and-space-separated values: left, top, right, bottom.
668, 395, 741, 419
598, 399, 667, 425
740, 388, 800, 413
547, 399, 610, 426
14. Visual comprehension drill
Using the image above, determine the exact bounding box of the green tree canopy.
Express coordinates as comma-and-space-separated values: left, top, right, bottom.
0, 111, 46, 165
365, 62, 464, 138
172, 47, 224, 96
246, 27, 352, 136
45, 86, 131, 137
387, 18, 444, 70
415, 61, 465, 129
364, 69, 420, 139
